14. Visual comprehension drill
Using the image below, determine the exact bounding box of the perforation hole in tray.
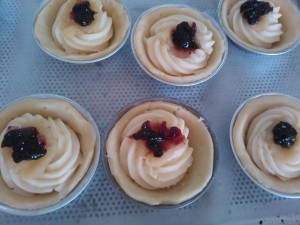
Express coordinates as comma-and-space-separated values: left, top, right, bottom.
230, 53, 296, 109
224, 49, 296, 208
230, 162, 287, 206
0, 0, 21, 104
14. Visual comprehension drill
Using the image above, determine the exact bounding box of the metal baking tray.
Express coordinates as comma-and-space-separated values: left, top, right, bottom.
0, 0, 300, 224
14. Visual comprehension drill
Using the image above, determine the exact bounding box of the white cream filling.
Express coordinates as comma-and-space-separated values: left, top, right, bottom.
247, 106, 300, 180
146, 15, 215, 76
119, 109, 193, 190
228, 1, 283, 48
0, 113, 81, 194
52, 0, 113, 54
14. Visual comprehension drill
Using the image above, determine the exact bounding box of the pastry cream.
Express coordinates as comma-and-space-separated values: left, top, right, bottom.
0, 113, 81, 194
228, 1, 283, 48
120, 109, 193, 190
52, 0, 113, 54
146, 15, 215, 76
247, 107, 300, 180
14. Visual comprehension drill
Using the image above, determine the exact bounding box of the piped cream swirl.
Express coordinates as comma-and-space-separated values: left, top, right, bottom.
228, 1, 283, 48
146, 15, 215, 76
247, 106, 300, 180
52, 0, 113, 54
119, 109, 193, 190
0, 113, 81, 194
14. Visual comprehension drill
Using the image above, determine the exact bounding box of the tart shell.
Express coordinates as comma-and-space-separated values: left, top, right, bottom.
105, 99, 216, 206
33, 0, 130, 63
0, 95, 100, 214
132, 5, 227, 85
231, 93, 300, 197
219, 0, 300, 54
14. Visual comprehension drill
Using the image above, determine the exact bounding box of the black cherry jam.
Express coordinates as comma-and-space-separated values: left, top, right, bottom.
131, 121, 185, 157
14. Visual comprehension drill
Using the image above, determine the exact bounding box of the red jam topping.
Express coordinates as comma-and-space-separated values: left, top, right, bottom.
240, 0, 273, 25
172, 21, 199, 51
1, 127, 47, 163
70, 1, 96, 26
131, 121, 185, 157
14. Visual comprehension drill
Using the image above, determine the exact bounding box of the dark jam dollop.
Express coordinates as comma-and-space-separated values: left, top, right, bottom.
172, 21, 199, 51
70, 1, 96, 26
131, 121, 185, 157
272, 121, 297, 148
240, 0, 273, 25
1, 127, 47, 163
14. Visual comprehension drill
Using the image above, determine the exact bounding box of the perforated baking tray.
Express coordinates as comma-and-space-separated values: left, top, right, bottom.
0, 0, 300, 224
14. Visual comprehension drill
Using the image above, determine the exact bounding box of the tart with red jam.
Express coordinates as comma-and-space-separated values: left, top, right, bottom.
0, 95, 99, 212
105, 99, 215, 206
231, 94, 300, 196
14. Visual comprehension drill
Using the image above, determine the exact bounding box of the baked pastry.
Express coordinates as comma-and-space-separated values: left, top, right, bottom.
106, 99, 215, 205
132, 5, 227, 85
34, 0, 130, 62
0, 96, 98, 211
231, 94, 300, 195
220, 0, 300, 54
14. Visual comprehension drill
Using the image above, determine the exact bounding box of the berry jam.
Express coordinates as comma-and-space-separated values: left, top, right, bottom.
1, 127, 47, 163
240, 0, 273, 25
272, 121, 297, 148
70, 1, 96, 26
172, 22, 199, 51
131, 121, 185, 157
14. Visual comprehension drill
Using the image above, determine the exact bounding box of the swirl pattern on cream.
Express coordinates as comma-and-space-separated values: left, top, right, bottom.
228, 1, 283, 48
0, 113, 81, 194
146, 15, 215, 76
119, 109, 193, 190
52, 0, 113, 54
247, 107, 300, 180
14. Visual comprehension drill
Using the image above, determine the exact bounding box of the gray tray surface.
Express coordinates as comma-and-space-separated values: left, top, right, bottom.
0, 0, 300, 224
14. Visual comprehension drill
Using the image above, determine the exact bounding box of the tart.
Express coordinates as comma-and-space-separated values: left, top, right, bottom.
219, 0, 300, 54
231, 94, 300, 196
33, 0, 130, 62
131, 5, 227, 85
0, 95, 99, 213
105, 99, 215, 206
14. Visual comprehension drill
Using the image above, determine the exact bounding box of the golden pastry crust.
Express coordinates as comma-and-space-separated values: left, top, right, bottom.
220, 0, 300, 53
133, 5, 226, 85
0, 97, 97, 209
106, 101, 214, 205
232, 94, 300, 195
34, 0, 130, 61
